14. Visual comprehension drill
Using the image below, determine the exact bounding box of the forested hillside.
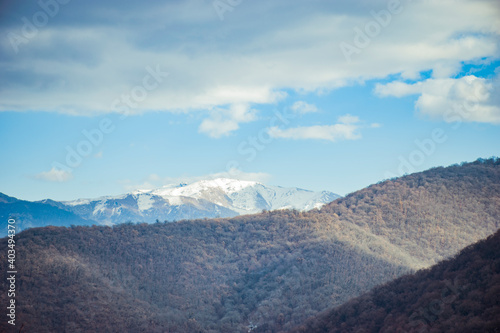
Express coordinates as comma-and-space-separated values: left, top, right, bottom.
0, 158, 498, 332
0, 213, 410, 332
320, 158, 500, 265
288, 228, 500, 333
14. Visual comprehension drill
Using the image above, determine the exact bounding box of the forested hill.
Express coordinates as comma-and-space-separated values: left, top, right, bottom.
319, 158, 500, 265
0, 158, 498, 332
288, 228, 500, 333
0, 213, 411, 333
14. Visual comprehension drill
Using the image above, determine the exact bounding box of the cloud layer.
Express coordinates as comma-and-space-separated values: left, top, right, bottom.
268, 114, 364, 142
291, 101, 319, 114
1, 0, 498, 119
375, 74, 500, 124
0, 0, 500, 143
199, 103, 258, 138
35, 167, 73, 182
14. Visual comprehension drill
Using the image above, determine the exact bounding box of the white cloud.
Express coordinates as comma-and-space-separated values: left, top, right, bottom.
337, 114, 359, 124
0, 0, 498, 120
35, 167, 73, 182
268, 114, 363, 141
199, 103, 258, 138
374, 80, 422, 98
432, 61, 463, 79
400, 70, 421, 80
291, 101, 318, 114
375, 74, 500, 124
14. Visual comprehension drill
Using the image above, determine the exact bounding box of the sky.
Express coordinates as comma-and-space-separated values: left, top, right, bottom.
0, 0, 499, 201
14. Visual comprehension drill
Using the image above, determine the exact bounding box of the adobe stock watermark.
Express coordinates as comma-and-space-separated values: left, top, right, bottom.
213, 0, 243, 21
384, 129, 448, 179
224, 107, 297, 178
408, 277, 465, 332
384, 79, 490, 179
49, 65, 168, 181
6, 218, 17, 326
339, 0, 405, 63
7, 0, 71, 54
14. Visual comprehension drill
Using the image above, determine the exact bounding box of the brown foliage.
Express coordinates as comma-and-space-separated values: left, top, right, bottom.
0, 158, 498, 332
288, 229, 500, 333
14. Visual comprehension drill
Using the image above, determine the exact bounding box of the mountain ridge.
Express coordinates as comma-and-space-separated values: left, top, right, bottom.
318, 158, 500, 265
0, 194, 97, 237
0, 158, 498, 332
0, 178, 339, 235
57, 177, 340, 225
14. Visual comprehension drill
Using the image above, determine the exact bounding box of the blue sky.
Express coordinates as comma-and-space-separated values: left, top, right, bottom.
1, 0, 499, 201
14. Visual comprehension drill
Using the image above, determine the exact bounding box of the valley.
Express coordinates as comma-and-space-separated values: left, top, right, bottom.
0, 158, 498, 332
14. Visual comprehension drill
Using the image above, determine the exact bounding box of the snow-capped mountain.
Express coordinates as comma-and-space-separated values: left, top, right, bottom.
58, 178, 340, 225
0, 193, 96, 237
0, 179, 340, 235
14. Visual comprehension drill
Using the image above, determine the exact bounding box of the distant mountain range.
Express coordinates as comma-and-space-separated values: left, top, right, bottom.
0, 178, 339, 236
0, 193, 95, 236
0, 158, 498, 332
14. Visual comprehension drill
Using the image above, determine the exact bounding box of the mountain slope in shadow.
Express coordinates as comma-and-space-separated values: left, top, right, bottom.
288, 228, 500, 333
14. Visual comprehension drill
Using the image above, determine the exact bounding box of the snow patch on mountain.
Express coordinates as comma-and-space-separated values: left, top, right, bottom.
152, 178, 257, 198
137, 194, 154, 211
64, 198, 92, 206
60, 178, 340, 225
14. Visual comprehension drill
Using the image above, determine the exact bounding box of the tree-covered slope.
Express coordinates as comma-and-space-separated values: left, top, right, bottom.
0, 214, 411, 333
0, 158, 498, 332
319, 158, 500, 265
288, 229, 500, 333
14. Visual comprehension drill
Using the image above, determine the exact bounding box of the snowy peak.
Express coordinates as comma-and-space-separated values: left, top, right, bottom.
225, 183, 338, 214
58, 178, 340, 225
151, 178, 258, 197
